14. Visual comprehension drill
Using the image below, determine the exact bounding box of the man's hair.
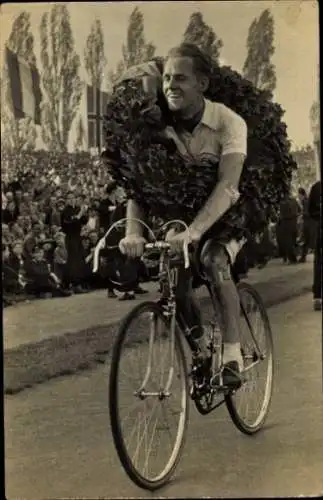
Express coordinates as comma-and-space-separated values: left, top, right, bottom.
298, 187, 306, 196
165, 43, 213, 80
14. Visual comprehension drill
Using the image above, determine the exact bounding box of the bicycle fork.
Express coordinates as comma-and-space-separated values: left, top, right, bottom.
134, 306, 177, 400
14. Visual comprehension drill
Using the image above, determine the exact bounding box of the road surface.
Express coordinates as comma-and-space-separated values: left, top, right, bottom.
4, 293, 323, 498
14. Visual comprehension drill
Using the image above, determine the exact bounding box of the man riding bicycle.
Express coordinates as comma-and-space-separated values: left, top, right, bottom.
110, 43, 247, 387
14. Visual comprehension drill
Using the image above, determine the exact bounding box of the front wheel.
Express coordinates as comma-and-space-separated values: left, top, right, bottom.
225, 282, 274, 434
109, 301, 189, 490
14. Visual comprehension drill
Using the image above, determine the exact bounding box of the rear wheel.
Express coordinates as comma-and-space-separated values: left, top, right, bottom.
109, 301, 189, 490
225, 282, 274, 434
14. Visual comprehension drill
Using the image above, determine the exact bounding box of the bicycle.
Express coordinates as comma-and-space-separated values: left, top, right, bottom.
94, 218, 274, 491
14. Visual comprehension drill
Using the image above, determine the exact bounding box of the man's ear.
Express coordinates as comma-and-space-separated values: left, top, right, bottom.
199, 75, 209, 93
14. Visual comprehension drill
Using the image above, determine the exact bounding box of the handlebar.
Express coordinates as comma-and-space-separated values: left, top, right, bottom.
93, 218, 192, 273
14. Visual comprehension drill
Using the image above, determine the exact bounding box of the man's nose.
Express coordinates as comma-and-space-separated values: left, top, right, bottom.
167, 76, 178, 89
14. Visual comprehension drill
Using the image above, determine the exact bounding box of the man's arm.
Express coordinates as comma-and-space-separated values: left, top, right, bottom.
190, 153, 245, 236
125, 199, 146, 237
190, 108, 247, 236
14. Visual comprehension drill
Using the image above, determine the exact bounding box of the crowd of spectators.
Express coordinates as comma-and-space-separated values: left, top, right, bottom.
2, 151, 150, 306
1, 150, 318, 307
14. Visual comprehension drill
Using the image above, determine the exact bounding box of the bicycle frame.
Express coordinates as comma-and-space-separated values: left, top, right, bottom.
95, 217, 266, 396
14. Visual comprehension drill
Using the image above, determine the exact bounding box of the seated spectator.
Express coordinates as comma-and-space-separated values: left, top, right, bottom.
24, 246, 71, 298
3, 240, 27, 295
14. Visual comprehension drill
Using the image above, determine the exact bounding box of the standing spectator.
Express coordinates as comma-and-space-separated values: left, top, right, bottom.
276, 193, 301, 264
61, 191, 88, 293
44, 194, 62, 227
84, 206, 100, 234
297, 187, 311, 262
53, 232, 68, 286
308, 180, 321, 311
97, 182, 117, 236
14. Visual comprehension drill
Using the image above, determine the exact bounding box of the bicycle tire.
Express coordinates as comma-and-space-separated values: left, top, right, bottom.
109, 301, 189, 490
225, 282, 274, 435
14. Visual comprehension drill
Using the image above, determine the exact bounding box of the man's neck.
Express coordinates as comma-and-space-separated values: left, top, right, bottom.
173, 97, 204, 121
172, 98, 205, 132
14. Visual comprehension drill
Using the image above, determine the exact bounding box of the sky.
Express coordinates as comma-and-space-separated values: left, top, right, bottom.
0, 0, 319, 149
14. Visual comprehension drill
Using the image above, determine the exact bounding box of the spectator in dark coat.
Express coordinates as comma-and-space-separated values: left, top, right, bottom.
97, 182, 117, 236
61, 191, 88, 293
44, 194, 62, 227
276, 194, 301, 264
308, 180, 321, 311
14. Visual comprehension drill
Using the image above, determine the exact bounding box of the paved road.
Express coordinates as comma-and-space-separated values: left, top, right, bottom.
5, 293, 323, 499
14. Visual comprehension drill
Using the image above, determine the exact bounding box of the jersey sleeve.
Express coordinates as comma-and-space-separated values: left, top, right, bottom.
220, 104, 247, 156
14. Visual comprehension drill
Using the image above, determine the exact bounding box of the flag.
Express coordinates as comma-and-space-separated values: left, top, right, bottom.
87, 85, 109, 152
5, 47, 42, 125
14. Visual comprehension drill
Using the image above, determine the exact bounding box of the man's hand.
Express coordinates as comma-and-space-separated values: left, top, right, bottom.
119, 234, 147, 258
165, 227, 202, 254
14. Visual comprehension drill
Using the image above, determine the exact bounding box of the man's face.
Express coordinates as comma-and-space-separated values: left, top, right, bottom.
50, 195, 57, 206
66, 193, 75, 206
89, 232, 98, 245
162, 56, 206, 114
17, 216, 24, 226
33, 248, 44, 261
15, 190, 22, 200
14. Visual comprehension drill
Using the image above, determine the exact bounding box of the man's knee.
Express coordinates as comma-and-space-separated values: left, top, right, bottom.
200, 241, 231, 283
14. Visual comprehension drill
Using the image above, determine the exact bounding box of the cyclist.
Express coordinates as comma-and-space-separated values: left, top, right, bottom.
115, 43, 247, 386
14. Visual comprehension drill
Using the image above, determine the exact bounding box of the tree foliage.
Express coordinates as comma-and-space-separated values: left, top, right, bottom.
40, 4, 83, 152
1, 11, 37, 153
291, 144, 317, 191
109, 7, 155, 86
182, 11, 223, 63
74, 116, 86, 151
84, 19, 107, 89
243, 8, 276, 93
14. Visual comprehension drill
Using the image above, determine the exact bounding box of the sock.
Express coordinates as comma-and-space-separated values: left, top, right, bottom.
223, 342, 244, 371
